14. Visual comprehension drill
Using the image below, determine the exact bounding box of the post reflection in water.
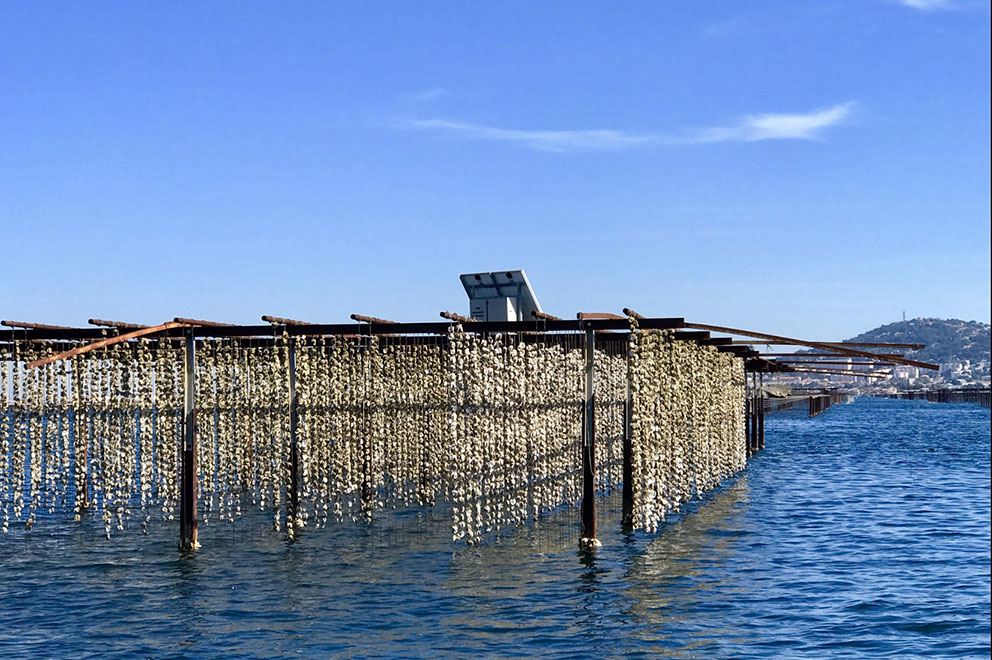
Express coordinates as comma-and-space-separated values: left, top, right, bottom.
621, 476, 754, 653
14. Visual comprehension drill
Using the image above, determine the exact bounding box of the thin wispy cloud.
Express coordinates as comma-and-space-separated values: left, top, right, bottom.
406, 119, 660, 152
405, 102, 856, 152
681, 102, 856, 144
896, 0, 955, 10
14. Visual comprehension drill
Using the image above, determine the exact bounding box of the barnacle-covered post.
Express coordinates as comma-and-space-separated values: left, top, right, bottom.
579, 323, 598, 548
758, 371, 765, 450
744, 370, 752, 457
750, 372, 759, 454
287, 334, 302, 536
621, 325, 634, 527
179, 326, 199, 551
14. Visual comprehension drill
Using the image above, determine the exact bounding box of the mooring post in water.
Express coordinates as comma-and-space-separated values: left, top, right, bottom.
750, 373, 759, 454
179, 326, 199, 551
753, 374, 760, 452
622, 344, 633, 527
580, 325, 599, 548
287, 336, 301, 536
758, 372, 765, 450
744, 373, 752, 457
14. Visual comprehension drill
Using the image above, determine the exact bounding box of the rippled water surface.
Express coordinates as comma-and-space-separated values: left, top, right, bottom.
1, 398, 989, 658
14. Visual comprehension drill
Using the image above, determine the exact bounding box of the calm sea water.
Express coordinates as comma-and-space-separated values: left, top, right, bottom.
1, 398, 989, 659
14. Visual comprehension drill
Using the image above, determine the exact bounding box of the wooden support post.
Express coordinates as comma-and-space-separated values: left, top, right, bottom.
758, 372, 765, 449
621, 346, 633, 527
745, 374, 752, 456
287, 338, 301, 536
744, 394, 751, 457
580, 326, 598, 548
179, 327, 199, 551
750, 374, 759, 453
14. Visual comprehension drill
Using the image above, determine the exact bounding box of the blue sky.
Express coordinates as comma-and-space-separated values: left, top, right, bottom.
1, 1, 989, 340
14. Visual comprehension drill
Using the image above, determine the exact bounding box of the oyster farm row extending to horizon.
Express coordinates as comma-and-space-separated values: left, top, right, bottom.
0, 270, 977, 553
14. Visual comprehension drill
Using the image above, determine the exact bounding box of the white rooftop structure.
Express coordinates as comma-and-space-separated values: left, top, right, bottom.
459, 270, 543, 322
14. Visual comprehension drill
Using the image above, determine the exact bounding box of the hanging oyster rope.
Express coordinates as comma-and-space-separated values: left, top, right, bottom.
0, 324, 748, 543
628, 324, 747, 533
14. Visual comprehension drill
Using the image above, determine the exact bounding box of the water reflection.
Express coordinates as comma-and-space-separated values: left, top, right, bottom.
0, 400, 988, 659
622, 476, 753, 652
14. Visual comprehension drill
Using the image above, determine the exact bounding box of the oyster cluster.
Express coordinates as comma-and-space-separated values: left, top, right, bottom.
628, 326, 747, 533
0, 325, 745, 544
0, 341, 184, 538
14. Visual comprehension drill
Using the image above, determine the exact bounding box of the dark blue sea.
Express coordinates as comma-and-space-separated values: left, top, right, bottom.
1, 398, 989, 659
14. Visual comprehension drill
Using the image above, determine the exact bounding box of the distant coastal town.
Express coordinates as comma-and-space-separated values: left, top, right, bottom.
763, 317, 991, 394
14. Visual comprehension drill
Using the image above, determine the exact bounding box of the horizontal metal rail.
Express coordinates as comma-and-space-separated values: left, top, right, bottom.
731, 340, 925, 349
1, 317, 686, 343
684, 321, 938, 371
771, 359, 896, 367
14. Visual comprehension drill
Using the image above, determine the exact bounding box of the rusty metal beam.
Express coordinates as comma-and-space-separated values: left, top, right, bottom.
732, 340, 925, 349
2, 320, 75, 330
784, 367, 890, 378
173, 317, 235, 327
1, 316, 681, 342
772, 359, 896, 367
261, 315, 312, 326
577, 312, 625, 320
26, 321, 190, 369
350, 314, 398, 324
440, 311, 476, 323
531, 310, 563, 321
683, 321, 938, 371
88, 319, 150, 330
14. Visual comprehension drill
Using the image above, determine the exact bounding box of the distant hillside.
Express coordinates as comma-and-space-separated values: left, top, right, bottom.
842, 318, 990, 365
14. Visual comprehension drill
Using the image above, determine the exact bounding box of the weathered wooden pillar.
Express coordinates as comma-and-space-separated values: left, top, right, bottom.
758, 372, 765, 450
745, 373, 753, 456
179, 327, 199, 551
622, 345, 633, 527
580, 326, 598, 548
744, 384, 750, 456
750, 373, 759, 453
287, 337, 301, 536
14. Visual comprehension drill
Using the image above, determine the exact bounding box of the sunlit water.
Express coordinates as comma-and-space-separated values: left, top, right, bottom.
1, 398, 989, 659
